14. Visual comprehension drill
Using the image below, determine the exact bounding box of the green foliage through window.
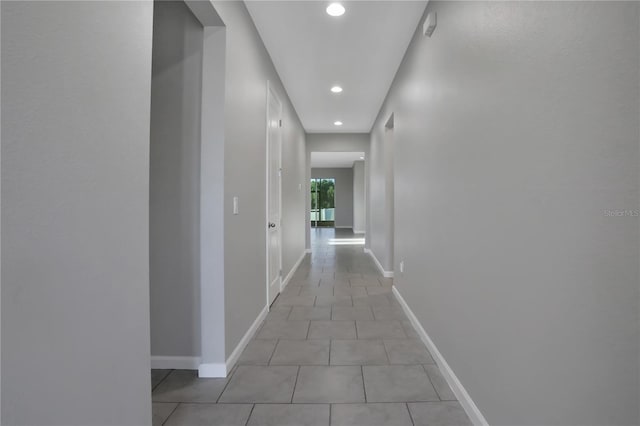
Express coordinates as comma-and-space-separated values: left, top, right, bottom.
310, 178, 335, 209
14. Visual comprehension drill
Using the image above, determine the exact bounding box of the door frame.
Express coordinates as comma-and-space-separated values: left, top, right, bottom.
265, 80, 283, 308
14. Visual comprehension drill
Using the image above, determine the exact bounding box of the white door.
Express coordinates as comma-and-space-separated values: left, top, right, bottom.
267, 84, 282, 306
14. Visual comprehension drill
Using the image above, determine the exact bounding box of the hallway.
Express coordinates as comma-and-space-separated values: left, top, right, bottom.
151, 229, 471, 426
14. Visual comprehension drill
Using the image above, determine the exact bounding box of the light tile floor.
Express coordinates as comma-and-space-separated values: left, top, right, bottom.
152, 228, 472, 426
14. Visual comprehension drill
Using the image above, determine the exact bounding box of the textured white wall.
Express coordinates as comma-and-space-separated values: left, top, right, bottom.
1, 1, 153, 424
373, 2, 640, 424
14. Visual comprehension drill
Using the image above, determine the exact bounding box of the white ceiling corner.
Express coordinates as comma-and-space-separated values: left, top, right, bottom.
245, 1, 428, 133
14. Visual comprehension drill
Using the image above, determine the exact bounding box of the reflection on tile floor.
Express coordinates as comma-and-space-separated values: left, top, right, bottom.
152, 228, 472, 425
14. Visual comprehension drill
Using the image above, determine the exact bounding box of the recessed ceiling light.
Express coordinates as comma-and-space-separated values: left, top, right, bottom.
334, 121, 343, 126
326, 3, 345, 17
331, 86, 343, 93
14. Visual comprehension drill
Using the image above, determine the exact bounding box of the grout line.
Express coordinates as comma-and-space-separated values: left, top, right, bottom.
155, 400, 418, 405
151, 369, 173, 393
267, 339, 279, 365
161, 402, 181, 426
290, 366, 301, 403
215, 366, 237, 403
329, 403, 332, 426
381, 339, 392, 364
405, 402, 416, 426
244, 404, 256, 426
361, 365, 368, 403
421, 363, 443, 401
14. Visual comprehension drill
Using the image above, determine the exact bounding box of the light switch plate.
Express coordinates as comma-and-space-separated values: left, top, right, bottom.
233, 197, 239, 215
423, 12, 437, 37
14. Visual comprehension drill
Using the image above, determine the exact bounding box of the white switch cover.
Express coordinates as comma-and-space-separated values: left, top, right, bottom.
399, 261, 404, 274
233, 197, 239, 215
423, 12, 437, 37
298, 183, 302, 191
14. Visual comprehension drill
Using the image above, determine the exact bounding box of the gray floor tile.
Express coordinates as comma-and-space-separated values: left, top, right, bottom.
330, 339, 388, 365
309, 320, 357, 339
266, 306, 292, 321
408, 402, 472, 426
219, 365, 298, 403
401, 320, 420, 339
275, 295, 316, 307
326, 278, 352, 286
248, 404, 330, 426
378, 277, 394, 286
315, 295, 353, 307
152, 402, 177, 426
151, 369, 172, 389
289, 306, 332, 320
152, 370, 227, 403
256, 319, 310, 340
281, 285, 302, 297
334, 287, 368, 298
356, 320, 407, 339
164, 403, 253, 426
270, 339, 330, 365
424, 364, 457, 400
293, 366, 365, 403
366, 286, 393, 296
237, 339, 278, 365
353, 294, 392, 307
363, 365, 439, 402
330, 403, 413, 426
372, 306, 407, 321
300, 286, 334, 297
332, 306, 374, 321
383, 339, 435, 364
350, 278, 381, 287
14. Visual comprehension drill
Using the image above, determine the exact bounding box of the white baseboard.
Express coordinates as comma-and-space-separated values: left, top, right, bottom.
151, 356, 201, 370
392, 286, 489, 426
364, 248, 394, 278
198, 363, 226, 377
282, 250, 308, 290
353, 229, 365, 234
305, 248, 312, 254
203, 304, 268, 378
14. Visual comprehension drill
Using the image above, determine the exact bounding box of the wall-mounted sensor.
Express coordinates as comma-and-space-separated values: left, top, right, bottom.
423, 12, 437, 37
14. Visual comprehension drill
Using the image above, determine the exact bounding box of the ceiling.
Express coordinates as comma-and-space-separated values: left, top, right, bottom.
311, 151, 365, 168
245, 1, 428, 133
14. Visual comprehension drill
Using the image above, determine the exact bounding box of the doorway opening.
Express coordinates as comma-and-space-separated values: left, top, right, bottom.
149, 0, 227, 379
310, 178, 336, 228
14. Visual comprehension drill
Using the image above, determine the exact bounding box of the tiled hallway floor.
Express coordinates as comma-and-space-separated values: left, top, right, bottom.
152, 229, 472, 426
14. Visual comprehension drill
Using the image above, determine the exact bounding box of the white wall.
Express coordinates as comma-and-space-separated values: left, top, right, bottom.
311, 168, 354, 228
150, 0, 203, 359
353, 161, 366, 234
369, 121, 394, 272
374, 2, 640, 425
211, 1, 307, 360
306, 134, 369, 249
198, 21, 227, 373
1, 1, 153, 424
